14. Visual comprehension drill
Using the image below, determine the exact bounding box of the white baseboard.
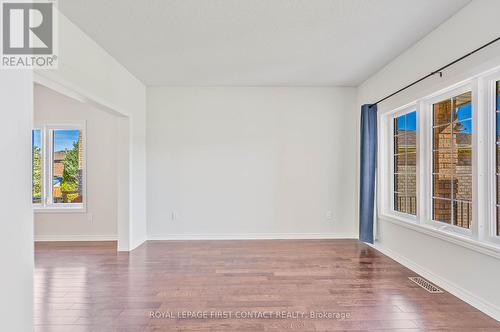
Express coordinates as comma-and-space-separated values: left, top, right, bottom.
129, 235, 148, 250
372, 242, 500, 322
34, 234, 118, 242
148, 233, 357, 241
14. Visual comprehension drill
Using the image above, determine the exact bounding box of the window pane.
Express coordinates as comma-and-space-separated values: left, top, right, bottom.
497, 80, 500, 111
453, 121, 472, 147
432, 92, 473, 228
394, 192, 406, 214
433, 99, 451, 126
406, 133, 416, 154
407, 174, 417, 196
433, 150, 453, 175
497, 112, 500, 142
394, 153, 406, 173
394, 135, 405, 155
52, 129, 83, 204
393, 112, 417, 216
405, 112, 417, 152
454, 175, 472, 201
497, 175, 500, 203
452, 92, 472, 122
433, 175, 452, 199
32, 130, 42, 204
433, 199, 452, 224
454, 201, 472, 229
497, 144, 500, 174
394, 174, 406, 193
407, 152, 416, 167
406, 173, 417, 215
406, 197, 417, 215
406, 111, 417, 131
497, 206, 500, 237
455, 147, 472, 173
394, 114, 406, 136
433, 125, 452, 150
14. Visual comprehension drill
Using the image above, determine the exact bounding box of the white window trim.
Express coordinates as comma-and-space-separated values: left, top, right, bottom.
389, 105, 419, 221
33, 121, 87, 213
379, 67, 500, 256
421, 82, 475, 237
379, 103, 419, 225
483, 70, 500, 246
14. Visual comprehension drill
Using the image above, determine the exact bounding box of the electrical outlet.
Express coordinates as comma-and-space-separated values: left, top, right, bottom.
171, 211, 178, 221
87, 213, 93, 223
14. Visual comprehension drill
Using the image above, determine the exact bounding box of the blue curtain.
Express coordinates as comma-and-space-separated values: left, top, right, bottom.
359, 104, 377, 244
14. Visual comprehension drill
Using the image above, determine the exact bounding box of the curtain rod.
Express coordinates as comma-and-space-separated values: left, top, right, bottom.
369, 36, 500, 109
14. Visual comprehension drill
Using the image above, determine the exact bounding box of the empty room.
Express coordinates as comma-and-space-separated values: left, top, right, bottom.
2, 0, 500, 331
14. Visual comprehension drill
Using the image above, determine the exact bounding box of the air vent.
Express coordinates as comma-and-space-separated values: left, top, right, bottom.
408, 276, 443, 293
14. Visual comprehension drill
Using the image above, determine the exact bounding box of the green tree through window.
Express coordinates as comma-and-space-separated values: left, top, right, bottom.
32, 146, 42, 203
61, 141, 80, 203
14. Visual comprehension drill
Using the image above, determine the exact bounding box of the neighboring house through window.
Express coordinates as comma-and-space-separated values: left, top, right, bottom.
393, 111, 417, 215
432, 91, 472, 229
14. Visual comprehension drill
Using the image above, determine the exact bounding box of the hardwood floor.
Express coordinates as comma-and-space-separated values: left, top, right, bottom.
34, 239, 500, 331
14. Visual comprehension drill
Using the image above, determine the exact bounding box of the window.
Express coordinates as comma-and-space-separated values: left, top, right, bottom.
32, 129, 42, 204
432, 92, 472, 229
32, 124, 85, 210
393, 111, 417, 215
496, 81, 500, 236
380, 68, 500, 253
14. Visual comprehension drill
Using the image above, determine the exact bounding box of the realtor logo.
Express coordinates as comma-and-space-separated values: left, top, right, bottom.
1, 0, 57, 68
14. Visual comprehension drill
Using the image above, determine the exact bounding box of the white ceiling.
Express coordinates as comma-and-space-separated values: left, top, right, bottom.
59, 0, 470, 86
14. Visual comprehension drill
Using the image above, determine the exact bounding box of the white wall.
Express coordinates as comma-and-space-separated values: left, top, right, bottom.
35, 9, 147, 250
0, 71, 34, 331
33, 84, 118, 240
147, 87, 357, 239
357, 0, 500, 320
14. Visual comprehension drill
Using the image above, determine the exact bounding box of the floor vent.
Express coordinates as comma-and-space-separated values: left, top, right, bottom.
408, 276, 443, 293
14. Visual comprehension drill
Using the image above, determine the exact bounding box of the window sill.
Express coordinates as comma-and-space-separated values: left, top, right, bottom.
378, 213, 500, 260
34, 205, 86, 214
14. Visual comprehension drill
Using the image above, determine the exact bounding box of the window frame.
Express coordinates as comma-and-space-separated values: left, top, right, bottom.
390, 106, 419, 220
33, 121, 87, 213
484, 71, 500, 245
379, 66, 500, 253
422, 83, 476, 238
